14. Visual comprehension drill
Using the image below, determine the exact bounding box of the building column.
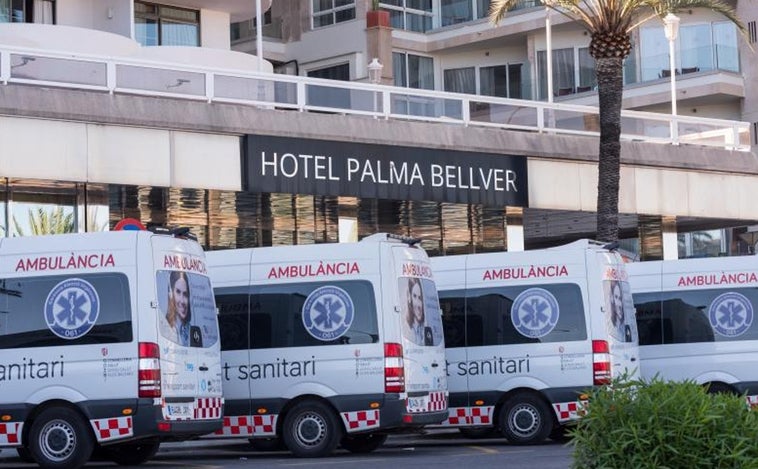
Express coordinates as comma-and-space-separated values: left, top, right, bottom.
366, 22, 393, 83
637, 214, 678, 261
505, 206, 524, 251
661, 216, 679, 260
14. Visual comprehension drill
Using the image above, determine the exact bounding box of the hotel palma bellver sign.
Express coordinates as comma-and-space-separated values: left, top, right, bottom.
244, 135, 528, 207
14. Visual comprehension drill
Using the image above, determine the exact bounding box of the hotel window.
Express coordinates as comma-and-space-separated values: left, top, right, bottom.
0, 0, 54, 23
379, 0, 433, 32
639, 21, 739, 82
536, 47, 595, 99
393, 52, 434, 89
312, 0, 355, 29
134, 1, 200, 47
440, 0, 539, 27
481, 64, 523, 99
443, 64, 523, 99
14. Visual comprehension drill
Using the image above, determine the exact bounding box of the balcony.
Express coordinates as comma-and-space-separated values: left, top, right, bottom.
0, 23, 749, 152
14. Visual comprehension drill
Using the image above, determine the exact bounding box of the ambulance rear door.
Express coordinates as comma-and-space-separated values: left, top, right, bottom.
151, 235, 222, 420
390, 242, 447, 413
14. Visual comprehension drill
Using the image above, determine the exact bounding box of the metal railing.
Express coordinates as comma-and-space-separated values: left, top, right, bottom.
0, 44, 750, 151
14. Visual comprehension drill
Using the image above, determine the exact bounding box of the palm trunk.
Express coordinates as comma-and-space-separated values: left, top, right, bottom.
595, 57, 624, 243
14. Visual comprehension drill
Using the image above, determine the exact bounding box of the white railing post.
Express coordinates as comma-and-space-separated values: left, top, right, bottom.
671, 115, 679, 145
205, 72, 214, 103
0, 51, 10, 84
462, 97, 470, 126
537, 104, 545, 133
382, 89, 390, 120
106, 61, 116, 94
296, 81, 306, 112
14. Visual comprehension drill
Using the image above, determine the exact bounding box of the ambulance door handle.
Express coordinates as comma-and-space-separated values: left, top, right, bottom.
630, 357, 637, 362
199, 366, 209, 371
431, 362, 439, 368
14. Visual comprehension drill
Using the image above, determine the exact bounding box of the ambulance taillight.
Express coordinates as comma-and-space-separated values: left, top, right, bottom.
138, 342, 162, 398
384, 342, 405, 393
592, 340, 611, 385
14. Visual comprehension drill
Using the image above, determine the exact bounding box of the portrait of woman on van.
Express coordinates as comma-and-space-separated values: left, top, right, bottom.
162, 270, 192, 346
404, 277, 430, 346
608, 280, 632, 342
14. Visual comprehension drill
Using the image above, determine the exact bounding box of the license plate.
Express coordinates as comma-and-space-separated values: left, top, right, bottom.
166, 403, 193, 418
408, 396, 427, 411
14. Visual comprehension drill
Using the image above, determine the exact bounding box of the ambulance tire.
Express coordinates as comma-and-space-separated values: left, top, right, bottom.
28, 407, 94, 469
16, 447, 35, 463
248, 437, 286, 452
704, 382, 735, 395
282, 400, 342, 458
499, 393, 553, 445
102, 440, 160, 465
340, 432, 388, 453
549, 424, 572, 442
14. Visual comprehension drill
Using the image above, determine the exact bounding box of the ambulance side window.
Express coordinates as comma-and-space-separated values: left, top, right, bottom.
215, 287, 250, 352
634, 293, 664, 345
439, 293, 466, 348
637, 288, 758, 345
0, 273, 132, 349
217, 280, 379, 350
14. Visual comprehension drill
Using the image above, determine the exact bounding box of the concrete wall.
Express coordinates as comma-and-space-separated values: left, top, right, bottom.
0, 115, 241, 191
0, 84, 756, 220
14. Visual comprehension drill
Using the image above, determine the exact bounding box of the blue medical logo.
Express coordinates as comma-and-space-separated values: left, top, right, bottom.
708, 291, 753, 337
302, 286, 354, 341
45, 278, 100, 340
511, 287, 560, 338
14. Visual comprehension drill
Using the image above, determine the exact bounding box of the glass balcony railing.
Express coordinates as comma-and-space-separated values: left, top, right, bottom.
0, 43, 749, 151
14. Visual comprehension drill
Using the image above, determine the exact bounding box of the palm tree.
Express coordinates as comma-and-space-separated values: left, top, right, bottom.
13, 206, 75, 236
490, 0, 745, 242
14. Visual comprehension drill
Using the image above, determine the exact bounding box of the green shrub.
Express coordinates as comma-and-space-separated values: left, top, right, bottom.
570, 377, 758, 469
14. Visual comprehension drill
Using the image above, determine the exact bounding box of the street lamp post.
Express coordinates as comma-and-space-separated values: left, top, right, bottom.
368, 58, 383, 115
663, 12, 680, 145
368, 58, 383, 84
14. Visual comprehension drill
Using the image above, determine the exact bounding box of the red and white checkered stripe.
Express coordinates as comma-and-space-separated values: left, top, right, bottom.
213, 415, 277, 437
553, 401, 583, 422
341, 410, 380, 433
195, 397, 224, 419
91, 417, 133, 442
427, 392, 448, 412
0, 422, 23, 446
438, 406, 493, 426
444, 407, 468, 425
470, 406, 493, 425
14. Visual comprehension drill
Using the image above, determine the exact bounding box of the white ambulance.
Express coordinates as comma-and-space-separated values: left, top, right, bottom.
628, 256, 758, 400
206, 233, 449, 457
430, 240, 640, 444
0, 229, 223, 469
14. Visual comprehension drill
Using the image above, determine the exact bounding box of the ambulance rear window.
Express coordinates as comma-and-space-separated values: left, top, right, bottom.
0, 273, 132, 349
156, 270, 219, 348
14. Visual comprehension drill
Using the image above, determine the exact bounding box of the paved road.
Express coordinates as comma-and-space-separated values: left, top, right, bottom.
0, 430, 575, 468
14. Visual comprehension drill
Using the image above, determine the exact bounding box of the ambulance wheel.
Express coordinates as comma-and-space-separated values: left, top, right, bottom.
102, 440, 160, 465
16, 446, 34, 463
28, 407, 94, 469
248, 437, 286, 452
340, 433, 388, 453
705, 382, 735, 395
282, 401, 342, 457
499, 393, 553, 445
549, 425, 572, 442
